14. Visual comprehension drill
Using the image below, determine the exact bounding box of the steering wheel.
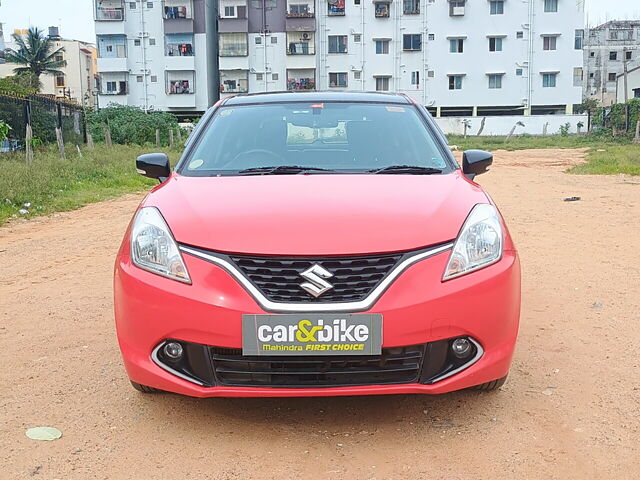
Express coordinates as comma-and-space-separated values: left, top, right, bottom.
231, 148, 283, 165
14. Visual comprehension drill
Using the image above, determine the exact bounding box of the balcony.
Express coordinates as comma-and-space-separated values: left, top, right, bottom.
99, 73, 128, 95
449, 0, 465, 16
163, 0, 194, 33
220, 69, 249, 95
287, 32, 315, 55
287, 69, 316, 91
218, 0, 249, 33
287, 0, 314, 17
95, 0, 124, 21
97, 56, 128, 73
327, 0, 345, 16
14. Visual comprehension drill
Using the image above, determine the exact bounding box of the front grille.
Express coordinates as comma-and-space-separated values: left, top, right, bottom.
228, 252, 404, 303
210, 345, 425, 387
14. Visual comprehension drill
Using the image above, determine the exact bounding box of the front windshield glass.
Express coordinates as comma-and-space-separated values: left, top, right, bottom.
180, 102, 450, 175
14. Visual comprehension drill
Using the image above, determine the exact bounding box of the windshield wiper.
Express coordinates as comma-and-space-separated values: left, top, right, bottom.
368, 165, 444, 175
237, 165, 337, 176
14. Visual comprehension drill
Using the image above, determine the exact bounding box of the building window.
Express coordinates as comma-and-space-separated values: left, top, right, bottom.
428, 33, 435, 41
134, 39, 141, 46
516, 31, 524, 39
489, 37, 503, 52
403, 34, 422, 51
164, 2, 192, 18
374, 1, 390, 18
272, 73, 279, 80
543, 0, 558, 13
542, 73, 557, 88
288, 4, 311, 15
328, 35, 348, 53
449, 38, 464, 53
490, 0, 504, 15
575, 29, 584, 49
375, 40, 390, 54
219, 33, 248, 56
224, 6, 236, 17
271, 36, 278, 44
167, 76, 194, 94
516, 68, 523, 76
329, 72, 348, 87
411, 71, 419, 85
403, 0, 419, 14
375, 77, 390, 91
543, 36, 557, 51
149, 38, 156, 46
130, 2, 136, 8
626, 51, 633, 60
353, 33, 361, 42
427, 70, 434, 78
55, 54, 64, 62
55, 75, 65, 87
488, 74, 503, 89
589, 72, 594, 78
573, 67, 583, 86
633, 88, 640, 98
136, 75, 143, 82
448, 75, 463, 90
256, 73, 263, 80
590, 51, 594, 57
609, 51, 617, 61
354, 71, 361, 80
328, 0, 345, 15
287, 69, 315, 91
355, 0, 360, 4
147, 1, 153, 8
608, 73, 617, 82
151, 75, 158, 82
255, 36, 262, 44
449, 0, 465, 16
610, 29, 633, 40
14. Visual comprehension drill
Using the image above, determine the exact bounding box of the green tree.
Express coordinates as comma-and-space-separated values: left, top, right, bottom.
3, 27, 67, 90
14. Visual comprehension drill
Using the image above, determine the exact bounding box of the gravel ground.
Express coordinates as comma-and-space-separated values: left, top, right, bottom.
1, 148, 639, 479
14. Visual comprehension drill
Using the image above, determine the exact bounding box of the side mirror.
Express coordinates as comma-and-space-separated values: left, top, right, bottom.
462, 150, 493, 180
136, 153, 170, 182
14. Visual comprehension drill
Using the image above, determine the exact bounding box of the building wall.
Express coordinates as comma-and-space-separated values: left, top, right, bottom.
0, 35, 97, 107
615, 65, 640, 103
584, 21, 640, 106
435, 113, 588, 136
96, 0, 585, 114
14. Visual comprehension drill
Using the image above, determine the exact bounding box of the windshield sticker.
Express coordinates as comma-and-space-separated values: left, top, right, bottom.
385, 106, 405, 113
218, 109, 234, 117
188, 159, 204, 169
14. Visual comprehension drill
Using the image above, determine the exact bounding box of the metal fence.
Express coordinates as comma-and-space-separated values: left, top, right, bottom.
0, 93, 86, 152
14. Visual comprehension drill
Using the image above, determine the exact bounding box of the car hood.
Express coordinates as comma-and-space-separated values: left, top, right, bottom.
143, 172, 489, 255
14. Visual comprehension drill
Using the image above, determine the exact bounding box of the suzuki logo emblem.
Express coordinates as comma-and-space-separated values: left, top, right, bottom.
299, 264, 334, 298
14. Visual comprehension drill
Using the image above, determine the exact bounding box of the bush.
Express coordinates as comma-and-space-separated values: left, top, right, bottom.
592, 98, 640, 137
87, 105, 180, 145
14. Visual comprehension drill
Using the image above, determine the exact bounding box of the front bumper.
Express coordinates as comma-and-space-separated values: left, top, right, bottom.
114, 247, 520, 397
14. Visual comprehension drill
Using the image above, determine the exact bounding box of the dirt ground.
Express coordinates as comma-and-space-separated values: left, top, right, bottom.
1, 148, 639, 480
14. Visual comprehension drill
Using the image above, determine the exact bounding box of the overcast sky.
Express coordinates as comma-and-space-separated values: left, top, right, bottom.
1, 0, 639, 44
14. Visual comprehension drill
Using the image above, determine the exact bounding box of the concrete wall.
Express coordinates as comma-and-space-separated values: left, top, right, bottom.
615, 66, 640, 103
434, 114, 588, 136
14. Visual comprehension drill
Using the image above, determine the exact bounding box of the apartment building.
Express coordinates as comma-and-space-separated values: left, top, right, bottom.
94, 0, 215, 114
96, 0, 584, 115
0, 27, 98, 107
583, 20, 640, 106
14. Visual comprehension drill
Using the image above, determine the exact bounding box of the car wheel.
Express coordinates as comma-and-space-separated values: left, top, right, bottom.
130, 380, 162, 393
470, 375, 508, 392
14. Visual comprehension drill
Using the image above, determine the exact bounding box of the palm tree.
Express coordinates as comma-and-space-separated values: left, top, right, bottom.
4, 27, 67, 90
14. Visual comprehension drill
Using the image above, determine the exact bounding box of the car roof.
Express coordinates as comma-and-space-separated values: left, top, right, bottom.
221, 91, 413, 106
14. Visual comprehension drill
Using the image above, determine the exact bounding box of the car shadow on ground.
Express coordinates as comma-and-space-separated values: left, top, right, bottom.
135, 387, 508, 435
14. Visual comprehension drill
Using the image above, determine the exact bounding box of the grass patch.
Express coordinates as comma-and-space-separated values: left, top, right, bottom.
0, 145, 181, 226
570, 144, 640, 176
446, 134, 632, 152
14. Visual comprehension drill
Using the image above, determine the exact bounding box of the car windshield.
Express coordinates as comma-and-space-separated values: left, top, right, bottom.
179, 102, 451, 176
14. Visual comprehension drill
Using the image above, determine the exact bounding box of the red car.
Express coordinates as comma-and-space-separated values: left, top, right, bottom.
115, 92, 520, 397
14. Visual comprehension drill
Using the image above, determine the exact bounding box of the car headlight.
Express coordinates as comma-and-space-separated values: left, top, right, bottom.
443, 203, 503, 281
130, 207, 191, 284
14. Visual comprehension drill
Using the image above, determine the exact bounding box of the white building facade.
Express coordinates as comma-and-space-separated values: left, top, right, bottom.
94, 0, 212, 114
95, 0, 585, 116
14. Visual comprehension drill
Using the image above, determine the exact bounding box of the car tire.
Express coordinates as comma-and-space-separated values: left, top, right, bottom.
130, 380, 162, 393
471, 375, 508, 392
